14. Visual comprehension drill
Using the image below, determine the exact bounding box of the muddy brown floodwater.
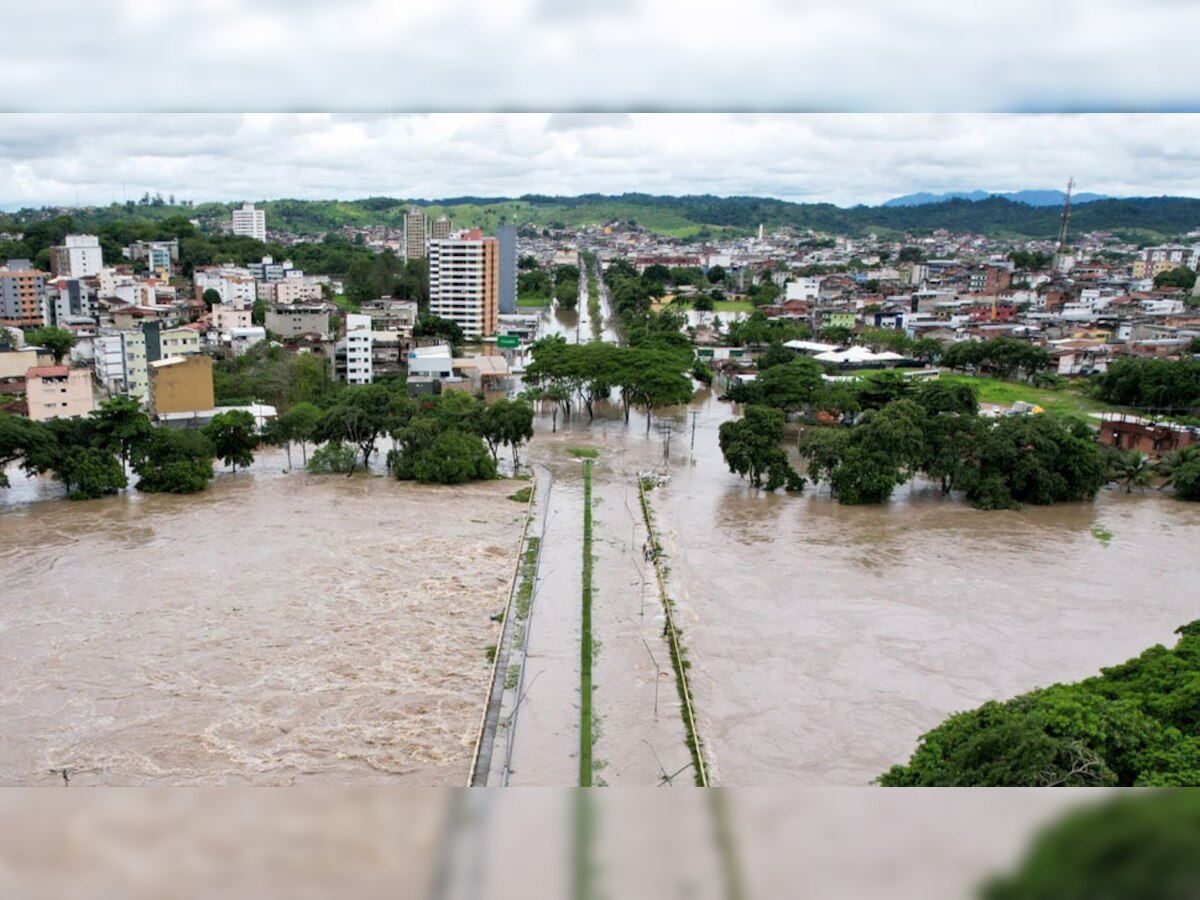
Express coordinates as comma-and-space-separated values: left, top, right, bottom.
650, 393, 1200, 785
0, 453, 523, 785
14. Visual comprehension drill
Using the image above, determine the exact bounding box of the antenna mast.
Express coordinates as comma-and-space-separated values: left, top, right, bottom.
1053, 176, 1075, 274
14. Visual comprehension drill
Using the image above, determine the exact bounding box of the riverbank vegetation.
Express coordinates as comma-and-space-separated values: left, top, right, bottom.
1, 381, 535, 498
879, 622, 1200, 786
523, 327, 695, 434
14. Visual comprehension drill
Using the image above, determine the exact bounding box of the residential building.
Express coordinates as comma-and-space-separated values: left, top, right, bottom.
344, 313, 373, 384
0, 345, 52, 381
211, 304, 253, 336
25, 366, 94, 421
248, 256, 296, 282
264, 304, 330, 338
141, 322, 200, 361
0, 260, 48, 328
231, 326, 267, 356
124, 239, 179, 276
48, 278, 99, 326
194, 268, 257, 307
231, 202, 266, 241
431, 216, 452, 240
148, 354, 214, 416
50, 235, 103, 279
267, 278, 323, 305
786, 277, 823, 302
94, 330, 149, 400
405, 207, 427, 261
407, 343, 454, 378
428, 229, 499, 338
360, 298, 419, 331
497, 223, 517, 315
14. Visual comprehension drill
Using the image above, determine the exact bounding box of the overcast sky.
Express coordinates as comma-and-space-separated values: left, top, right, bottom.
3, 114, 1200, 210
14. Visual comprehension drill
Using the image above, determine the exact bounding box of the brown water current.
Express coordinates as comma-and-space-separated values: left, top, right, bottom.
0, 453, 523, 785
650, 394, 1200, 785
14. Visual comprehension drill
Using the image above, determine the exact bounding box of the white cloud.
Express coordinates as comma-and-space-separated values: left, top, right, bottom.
2, 113, 1200, 209
1, 1, 1199, 112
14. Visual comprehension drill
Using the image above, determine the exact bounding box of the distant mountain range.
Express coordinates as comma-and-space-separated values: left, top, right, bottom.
883, 189, 1112, 208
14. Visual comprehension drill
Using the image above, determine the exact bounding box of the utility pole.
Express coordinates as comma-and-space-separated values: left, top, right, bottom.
690, 409, 699, 449
1053, 176, 1075, 275
660, 423, 673, 465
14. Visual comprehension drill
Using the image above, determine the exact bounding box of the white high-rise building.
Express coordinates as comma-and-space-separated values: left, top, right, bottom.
50, 234, 103, 279
231, 203, 267, 242
428, 230, 499, 339
345, 313, 373, 384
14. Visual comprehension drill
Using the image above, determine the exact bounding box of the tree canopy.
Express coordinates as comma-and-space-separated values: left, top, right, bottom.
880, 622, 1200, 787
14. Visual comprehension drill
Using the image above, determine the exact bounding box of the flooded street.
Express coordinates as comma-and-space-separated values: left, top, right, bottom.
0, 453, 523, 785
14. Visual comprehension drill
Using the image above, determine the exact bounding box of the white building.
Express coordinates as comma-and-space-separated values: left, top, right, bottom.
231, 326, 267, 356
785, 277, 823, 302
231, 203, 266, 242
94, 330, 149, 400
407, 343, 453, 378
428, 230, 499, 339
50, 234, 103, 279
345, 313, 373, 384
195, 268, 257, 307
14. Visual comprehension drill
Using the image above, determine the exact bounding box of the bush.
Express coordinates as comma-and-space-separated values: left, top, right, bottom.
307, 440, 358, 474
134, 428, 215, 494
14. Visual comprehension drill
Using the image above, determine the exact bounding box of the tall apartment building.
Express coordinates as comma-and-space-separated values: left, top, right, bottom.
497, 223, 517, 315
0, 260, 48, 328
405, 207, 427, 261
148, 354, 214, 416
231, 202, 267, 242
48, 278, 99, 326
94, 330, 149, 401
428, 230, 499, 339
345, 313, 373, 384
50, 234, 103, 279
431, 216, 452, 240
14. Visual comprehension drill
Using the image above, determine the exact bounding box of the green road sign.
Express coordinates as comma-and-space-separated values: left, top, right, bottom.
497, 335, 520, 349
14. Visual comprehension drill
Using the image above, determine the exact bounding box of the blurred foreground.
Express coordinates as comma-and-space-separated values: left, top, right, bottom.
1, 789, 1196, 899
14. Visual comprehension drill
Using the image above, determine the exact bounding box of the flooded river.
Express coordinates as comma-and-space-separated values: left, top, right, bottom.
0, 454, 523, 785
521, 392, 1200, 785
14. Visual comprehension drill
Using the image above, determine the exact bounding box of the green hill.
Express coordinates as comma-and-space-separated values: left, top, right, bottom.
4, 193, 1200, 242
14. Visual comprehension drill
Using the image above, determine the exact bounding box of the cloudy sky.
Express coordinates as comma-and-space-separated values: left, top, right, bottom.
3, 114, 1200, 210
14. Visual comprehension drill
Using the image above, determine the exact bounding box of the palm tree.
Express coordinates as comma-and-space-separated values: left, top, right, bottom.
1109, 450, 1156, 493
1157, 446, 1200, 492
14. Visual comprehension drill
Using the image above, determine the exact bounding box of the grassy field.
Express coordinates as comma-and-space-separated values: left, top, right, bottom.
516, 296, 549, 308
933, 374, 1120, 419
659, 299, 755, 314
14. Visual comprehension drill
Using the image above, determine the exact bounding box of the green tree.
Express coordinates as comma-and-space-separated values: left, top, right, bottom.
480, 397, 535, 465
25, 326, 77, 364
202, 288, 221, 310
982, 791, 1200, 900
740, 356, 824, 414
399, 428, 498, 484
90, 394, 152, 477
879, 622, 1200, 787
132, 427, 215, 494
820, 325, 853, 346
0, 413, 52, 489
203, 410, 258, 473
276, 401, 323, 466
1153, 266, 1198, 291
307, 440, 358, 474
718, 405, 803, 491
620, 348, 695, 434
316, 384, 399, 471
1108, 449, 1156, 493
755, 341, 795, 371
